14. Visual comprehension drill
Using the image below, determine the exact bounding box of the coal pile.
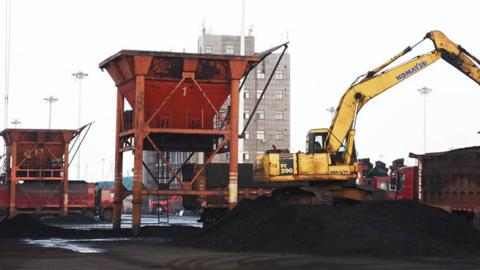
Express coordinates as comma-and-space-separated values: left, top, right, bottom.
42, 214, 100, 225
185, 197, 480, 257
0, 215, 198, 239
0, 215, 77, 238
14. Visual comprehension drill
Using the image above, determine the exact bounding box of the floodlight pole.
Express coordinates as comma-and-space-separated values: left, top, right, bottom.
72, 71, 88, 179
417, 87, 432, 153
44, 96, 59, 129
326, 106, 335, 121
10, 119, 20, 128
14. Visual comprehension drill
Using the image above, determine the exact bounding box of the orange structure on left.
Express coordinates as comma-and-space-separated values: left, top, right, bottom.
0, 129, 80, 217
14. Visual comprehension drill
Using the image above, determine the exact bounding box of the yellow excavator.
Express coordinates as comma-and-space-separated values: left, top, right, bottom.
254, 30, 480, 204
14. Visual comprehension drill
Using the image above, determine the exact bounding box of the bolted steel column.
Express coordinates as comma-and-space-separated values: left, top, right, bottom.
63, 142, 69, 216
228, 78, 239, 209
132, 75, 145, 236
9, 142, 17, 217
227, 60, 249, 209
113, 91, 124, 229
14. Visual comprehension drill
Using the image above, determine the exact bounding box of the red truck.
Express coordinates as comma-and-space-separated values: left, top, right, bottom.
371, 166, 419, 201
95, 186, 114, 221
0, 181, 114, 221
371, 148, 480, 224
148, 195, 182, 214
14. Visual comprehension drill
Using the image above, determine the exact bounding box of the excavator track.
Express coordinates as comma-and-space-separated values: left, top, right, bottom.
271, 186, 333, 206
271, 183, 388, 206
356, 185, 390, 200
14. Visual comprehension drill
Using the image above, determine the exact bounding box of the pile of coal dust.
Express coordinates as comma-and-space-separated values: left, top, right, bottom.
0, 215, 198, 239
185, 197, 480, 257
0, 215, 66, 238
42, 214, 99, 225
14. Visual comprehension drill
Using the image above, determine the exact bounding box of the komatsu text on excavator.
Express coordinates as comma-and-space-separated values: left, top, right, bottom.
254, 30, 480, 204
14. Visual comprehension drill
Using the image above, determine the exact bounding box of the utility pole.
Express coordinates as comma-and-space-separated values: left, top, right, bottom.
72, 71, 88, 179
44, 96, 58, 129
10, 119, 20, 128
417, 87, 432, 153
4, 0, 11, 130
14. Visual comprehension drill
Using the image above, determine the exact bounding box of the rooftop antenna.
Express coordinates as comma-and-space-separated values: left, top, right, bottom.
201, 19, 206, 35
238, 0, 246, 163
240, 0, 245, 56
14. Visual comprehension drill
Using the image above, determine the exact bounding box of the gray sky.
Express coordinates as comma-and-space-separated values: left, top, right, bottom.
1, 0, 480, 181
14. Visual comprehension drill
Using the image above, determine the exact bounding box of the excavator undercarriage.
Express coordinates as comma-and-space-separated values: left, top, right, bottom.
271, 182, 389, 206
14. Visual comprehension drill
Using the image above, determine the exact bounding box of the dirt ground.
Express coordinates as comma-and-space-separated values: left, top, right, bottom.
1, 239, 480, 270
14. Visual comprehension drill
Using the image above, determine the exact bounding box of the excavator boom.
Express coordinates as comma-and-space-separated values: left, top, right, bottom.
327, 31, 480, 154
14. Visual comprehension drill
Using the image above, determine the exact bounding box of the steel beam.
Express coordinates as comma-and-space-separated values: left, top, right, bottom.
228, 77, 239, 209
189, 140, 226, 186
227, 60, 248, 209
144, 128, 228, 135
113, 91, 124, 229
145, 135, 181, 181
132, 75, 145, 236
142, 189, 226, 196
63, 142, 69, 216
9, 142, 17, 217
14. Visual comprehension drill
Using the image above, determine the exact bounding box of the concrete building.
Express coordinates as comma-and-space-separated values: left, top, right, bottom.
198, 33, 291, 162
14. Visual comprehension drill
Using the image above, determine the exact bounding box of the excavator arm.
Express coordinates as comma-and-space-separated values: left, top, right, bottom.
326, 30, 480, 155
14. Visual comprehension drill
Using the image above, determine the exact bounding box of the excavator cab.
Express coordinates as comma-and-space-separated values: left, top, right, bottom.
307, 128, 357, 165
306, 129, 329, 153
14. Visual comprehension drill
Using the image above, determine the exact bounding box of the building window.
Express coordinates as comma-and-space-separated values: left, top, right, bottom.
275, 70, 284, 79
257, 69, 265, 79
257, 110, 265, 120
243, 110, 250, 119
275, 131, 284, 140
275, 110, 283, 120
243, 152, 250, 161
256, 68, 265, 79
244, 90, 250, 99
244, 130, 250, 139
256, 89, 263, 99
205, 46, 213, 54
225, 45, 234, 55
275, 90, 284, 100
256, 130, 265, 141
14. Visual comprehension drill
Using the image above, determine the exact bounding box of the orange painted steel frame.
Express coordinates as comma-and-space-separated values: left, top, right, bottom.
0, 129, 76, 217
100, 50, 260, 235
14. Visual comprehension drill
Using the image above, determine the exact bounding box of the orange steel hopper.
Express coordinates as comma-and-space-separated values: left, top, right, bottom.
100, 50, 262, 235
0, 129, 79, 217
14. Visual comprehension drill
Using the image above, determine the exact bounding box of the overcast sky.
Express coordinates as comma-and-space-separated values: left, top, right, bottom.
1, 0, 480, 181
